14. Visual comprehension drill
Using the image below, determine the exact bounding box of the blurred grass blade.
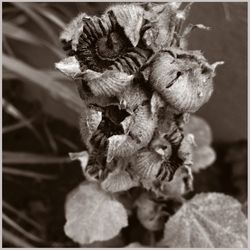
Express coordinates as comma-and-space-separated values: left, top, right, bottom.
3, 98, 45, 144
3, 229, 34, 247
3, 201, 43, 231
3, 21, 65, 58
43, 121, 58, 153
3, 117, 36, 134
3, 54, 82, 114
3, 151, 71, 164
3, 21, 41, 45
34, 7, 66, 29
3, 213, 44, 243
12, 2, 58, 44
55, 135, 79, 151
3, 167, 58, 180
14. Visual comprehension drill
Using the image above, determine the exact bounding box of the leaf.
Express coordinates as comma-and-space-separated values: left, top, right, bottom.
64, 182, 128, 244
159, 193, 248, 248
184, 115, 212, 147
192, 146, 216, 173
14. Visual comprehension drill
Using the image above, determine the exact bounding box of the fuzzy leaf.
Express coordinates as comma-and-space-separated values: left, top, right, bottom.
184, 115, 212, 147
159, 193, 248, 248
64, 182, 128, 244
192, 146, 216, 173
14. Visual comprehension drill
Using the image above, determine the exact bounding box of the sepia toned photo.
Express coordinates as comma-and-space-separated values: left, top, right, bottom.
2, 1, 247, 248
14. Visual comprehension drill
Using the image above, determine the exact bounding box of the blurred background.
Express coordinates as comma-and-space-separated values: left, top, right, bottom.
2, 2, 247, 247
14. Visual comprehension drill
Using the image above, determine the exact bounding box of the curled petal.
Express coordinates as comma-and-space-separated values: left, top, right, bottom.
60, 13, 89, 51
69, 151, 89, 173
108, 4, 144, 47
101, 167, 139, 193
150, 92, 165, 114
79, 106, 102, 147
158, 165, 193, 197
55, 56, 81, 79
80, 69, 134, 97
107, 135, 127, 163
107, 104, 157, 160
132, 150, 163, 181
143, 3, 180, 51
119, 84, 148, 112
178, 133, 196, 164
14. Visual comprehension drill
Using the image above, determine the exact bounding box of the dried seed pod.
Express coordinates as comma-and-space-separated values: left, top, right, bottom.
149, 48, 223, 113
64, 7, 151, 74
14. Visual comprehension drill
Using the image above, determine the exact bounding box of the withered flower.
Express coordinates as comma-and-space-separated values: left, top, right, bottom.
56, 3, 223, 197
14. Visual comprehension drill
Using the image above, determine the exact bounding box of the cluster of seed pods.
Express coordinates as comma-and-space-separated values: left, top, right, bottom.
56, 3, 223, 196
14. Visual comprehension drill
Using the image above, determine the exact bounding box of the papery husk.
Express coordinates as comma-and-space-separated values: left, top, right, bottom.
79, 106, 102, 147
69, 151, 89, 173
149, 49, 215, 113
132, 150, 163, 181
108, 4, 144, 47
55, 56, 81, 79
142, 3, 181, 52
118, 83, 148, 113
60, 13, 89, 51
152, 164, 193, 198
106, 104, 157, 160
79, 69, 134, 97
178, 133, 196, 164
101, 164, 139, 193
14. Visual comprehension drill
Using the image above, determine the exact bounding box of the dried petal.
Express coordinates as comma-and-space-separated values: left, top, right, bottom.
69, 151, 89, 173
79, 106, 102, 147
107, 135, 127, 163
143, 3, 180, 51
80, 69, 134, 97
131, 150, 163, 186
108, 4, 144, 47
158, 165, 193, 197
107, 104, 157, 159
55, 56, 81, 79
101, 166, 139, 193
60, 13, 89, 51
150, 92, 165, 114
178, 133, 196, 164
